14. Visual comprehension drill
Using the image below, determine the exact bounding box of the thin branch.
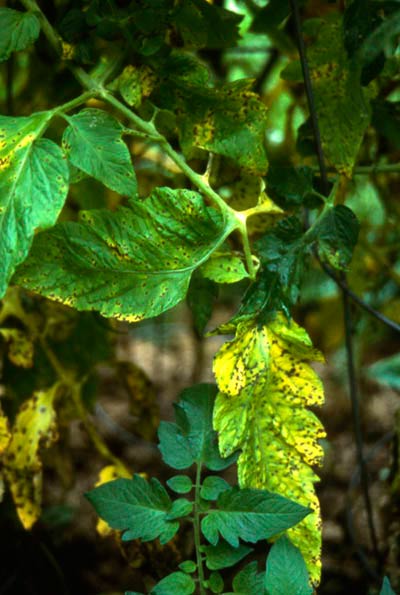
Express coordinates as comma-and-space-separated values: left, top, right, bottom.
289, 0, 381, 569
311, 162, 400, 175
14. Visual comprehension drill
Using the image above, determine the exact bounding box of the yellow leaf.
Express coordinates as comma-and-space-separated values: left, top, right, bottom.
4, 384, 59, 529
0, 328, 34, 367
94, 464, 132, 537
0, 406, 11, 456
213, 314, 325, 584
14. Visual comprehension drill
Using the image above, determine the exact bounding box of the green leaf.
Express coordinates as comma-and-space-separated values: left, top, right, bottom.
266, 166, 314, 208
187, 274, 218, 335
200, 251, 249, 284
252, 0, 290, 33
85, 474, 179, 544
0, 8, 40, 62
312, 205, 359, 269
173, 0, 242, 49
203, 540, 253, 570
366, 354, 400, 391
229, 561, 265, 594
175, 384, 238, 471
158, 422, 195, 470
200, 476, 230, 501
380, 576, 396, 595
151, 572, 196, 595
167, 475, 193, 494
201, 487, 310, 547
0, 112, 69, 297
178, 560, 197, 573
14, 188, 237, 322
62, 108, 137, 196
358, 7, 400, 67
208, 570, 224, 593
166, 498, 193, 520
265, 536, 312, 595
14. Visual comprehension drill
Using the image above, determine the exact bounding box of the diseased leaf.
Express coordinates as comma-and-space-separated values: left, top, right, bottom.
0, 8, 40, 62
111, 65, 156, 107
86, 474, 179, 544
62, 108, 137, 196
0, 407, 11, 456
201, 486, 310, 547
4, 384, 60, 529
200, 251, 249, 284
265, 535, 312, 595
151, 571, 196, 595
312, 205, 359, 269
213, 314, 325, 584
203, 540, 253, 571
14, 188, 237, 322
0, 113, 69, 297
286, 13, 372, 175
0, 328, 34, 368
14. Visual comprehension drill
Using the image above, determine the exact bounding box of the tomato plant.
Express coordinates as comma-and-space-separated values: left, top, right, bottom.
0, 1, 399, 594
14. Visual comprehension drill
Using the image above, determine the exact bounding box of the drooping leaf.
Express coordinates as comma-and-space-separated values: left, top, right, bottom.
0, 8, 40, 62
151, 571, 196, 595
201, 486, 310, 547
14, 188, 238, 322
179, 560, 197, 573
110, 65, 156, 108
0, 112, 69, 297
311, 205, 360, 269
94, 464, 131, 537
284, 13, 372, 175
3, 383, 60, 529
187, 274, 218, 335
213, 314, 325, 584
380, 576, 396, 595
366, 353, 400, 391
86, 474, 179, 544
62, 108, 137, 196
203, 540, 253, 571
159, 384, 237, 471
265, 536, 312, 595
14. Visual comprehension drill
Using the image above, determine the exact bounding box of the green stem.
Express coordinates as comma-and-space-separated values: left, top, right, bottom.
193, 463, 206, 595
311, 162, 400, 175
53, 91, 94, 115
22, 0, 63, 54
239, 222, 256, 280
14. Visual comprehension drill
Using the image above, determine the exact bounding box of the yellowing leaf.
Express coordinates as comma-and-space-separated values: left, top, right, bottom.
94, 464, 132, 537
4, 384, 59, 529
213, 314, 325, 584
0, 406, 11, 456
0, 328, 34, 367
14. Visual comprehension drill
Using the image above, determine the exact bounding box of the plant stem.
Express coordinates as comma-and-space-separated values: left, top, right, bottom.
193, 463, 206, 595
22, 0, 63, 54
54, 91, 94, 115
311, 162, 400, 175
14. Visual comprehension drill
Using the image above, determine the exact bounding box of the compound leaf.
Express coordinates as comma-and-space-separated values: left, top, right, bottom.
86, 474, 179, 544
213, 314, 325, 584
0, 113, 69, 297
265, 536, 312, 595
0, 8, 40, 62
201, 486, 310, 547
62, 108, 137, 196
14, 188, 237, 322
3, 383, 60, 529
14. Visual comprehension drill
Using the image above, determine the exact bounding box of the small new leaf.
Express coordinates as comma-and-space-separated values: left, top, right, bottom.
86, 475, 179, 544
151, 571, 196, 595
201, 487, 310, 547
265, 536, 312, 595
167, 475, 193, 494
